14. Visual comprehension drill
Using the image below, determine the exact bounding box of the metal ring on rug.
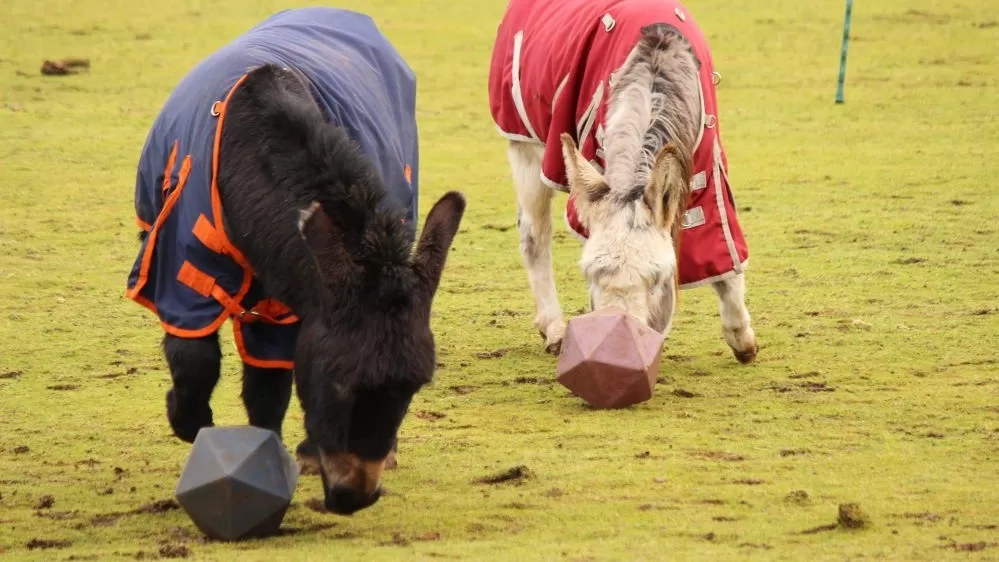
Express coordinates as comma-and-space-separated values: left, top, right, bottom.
712, 71, 721, 85
705, 114, 716, 128
210, 101, 222, 117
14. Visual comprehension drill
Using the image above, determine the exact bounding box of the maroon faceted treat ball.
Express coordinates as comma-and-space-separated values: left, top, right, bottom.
556, 306, 665, 409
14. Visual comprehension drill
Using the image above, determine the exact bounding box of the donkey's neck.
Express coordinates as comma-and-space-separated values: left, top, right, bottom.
601, 33, 701, 197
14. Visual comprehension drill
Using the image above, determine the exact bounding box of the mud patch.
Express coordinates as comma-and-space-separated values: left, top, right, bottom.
89, 498, 180, 526
891, 257, 927, 265
691, 450, 745, 462
773, 381, 835, 393
671, 388, 699, 398
34, 495, 55, 509
449, 385, 477, 395
475, 349, 510, 360
940, 540, 997, 552
47, 384, 80, 391
413, 410, 447, 421
40, 58, 90, 76
0, 371, 21, 379
733, 478, 766, 486
739, 542, 773, 550
13, 445, 30, 454
779, 448, 810, 457
784, 490, 811, 506
513, 376, 552, 385
26, 538, 72, 550
158, 543, 190, 558
473, 465, 534, 485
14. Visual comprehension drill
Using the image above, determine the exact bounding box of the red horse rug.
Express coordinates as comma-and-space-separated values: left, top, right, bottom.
488, 0, 749, 288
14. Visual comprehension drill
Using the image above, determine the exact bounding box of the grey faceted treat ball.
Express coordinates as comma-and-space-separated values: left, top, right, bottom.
175, 426, 299, 541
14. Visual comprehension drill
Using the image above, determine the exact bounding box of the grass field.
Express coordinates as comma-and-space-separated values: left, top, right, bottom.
1, 0, 998, 560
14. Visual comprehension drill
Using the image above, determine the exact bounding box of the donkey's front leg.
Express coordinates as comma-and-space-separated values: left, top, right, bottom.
241, 363, 293, 438
508, 141, 565, 354
711, 272, 758, 364
162, 332, 222, 442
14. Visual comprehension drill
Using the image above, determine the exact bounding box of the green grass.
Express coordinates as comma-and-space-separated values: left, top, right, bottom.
1, 0, 997, 560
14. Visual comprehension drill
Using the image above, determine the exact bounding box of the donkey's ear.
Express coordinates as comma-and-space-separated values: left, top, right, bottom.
560, 133, 609, 201
644, 143, 691, 232
412, 191, 466, 300
298, 201, 358, 286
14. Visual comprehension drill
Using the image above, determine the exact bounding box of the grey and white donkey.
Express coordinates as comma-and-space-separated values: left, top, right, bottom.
502, 24, 758, 362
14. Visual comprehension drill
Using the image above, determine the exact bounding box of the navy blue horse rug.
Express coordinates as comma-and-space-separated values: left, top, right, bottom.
126, 7, 418, 370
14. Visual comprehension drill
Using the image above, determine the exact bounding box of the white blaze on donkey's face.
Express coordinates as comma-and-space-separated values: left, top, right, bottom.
559, 133, 688, 337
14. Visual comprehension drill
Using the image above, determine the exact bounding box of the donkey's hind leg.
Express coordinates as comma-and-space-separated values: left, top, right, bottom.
241, 364, 293, 438
163, 332, 222, 443
711, 272, 758, 364
508, 140, 566, 354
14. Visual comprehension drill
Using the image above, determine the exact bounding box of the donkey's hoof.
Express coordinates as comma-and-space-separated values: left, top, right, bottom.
385, 450, 398, 470
166, 390, 213, 443
734, 344, 758, 364
295, 439, 321, 475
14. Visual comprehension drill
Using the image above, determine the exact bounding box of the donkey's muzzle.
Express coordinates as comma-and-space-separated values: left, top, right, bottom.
325, 483, 382, 515
318, 450, 387, 515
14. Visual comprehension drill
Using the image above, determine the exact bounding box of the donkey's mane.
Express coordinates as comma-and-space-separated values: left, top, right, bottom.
602, 23, 700, 209
232, 65, 417, 298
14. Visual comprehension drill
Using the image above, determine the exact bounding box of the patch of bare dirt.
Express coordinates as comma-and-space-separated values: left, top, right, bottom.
779, 448, 810, 457
939, 540, 998, 552
47, 384, 80, 391
26, 538, 72, 550
13, 445, 30, 454
475, 349, 510, 359
449, 385, 477, 395
473, 465, 534, 485
691, 450, 745, 462
891, 257, 927, 265
513, 376, 551, 385
413, 410, 446, 421
40, 58, 90, 76
0, 371, 21, 379
671, 388, 699, 398
158, 543, 190, 558
784, 490, 811, 506
739, 542, 773, 550
88, 498, 180, 526
733, 478, 766, 486
34, 495, 55, 509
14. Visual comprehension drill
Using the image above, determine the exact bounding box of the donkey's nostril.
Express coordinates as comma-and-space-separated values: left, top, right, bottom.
324, 484, 381, 515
